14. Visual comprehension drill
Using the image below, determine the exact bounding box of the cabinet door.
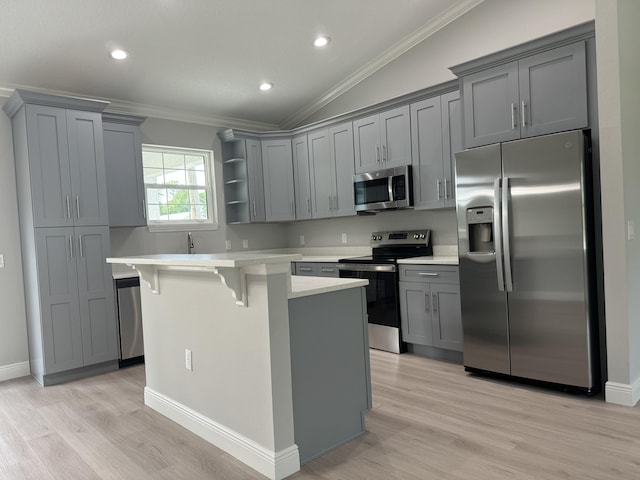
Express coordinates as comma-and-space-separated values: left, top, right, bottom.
66, 110, 109, 226
462, 62, 520, 148
25, 105, 73, 228
431, 283, 463, 351
308, 130, 333, 219
410, 97, 444, 210
35, 227, 83, 374
103, 122, 146, 227
399, 282, 433, 346
75, 226, 118, 365
246, 139, 266, 222
353, 114, 380, 174
292, 135, 312, 220
441, 91, 462, 208
329, 123, 356, 217
379, 105, 411, 169
519, 41, 588, 138
262, 139, 295, 221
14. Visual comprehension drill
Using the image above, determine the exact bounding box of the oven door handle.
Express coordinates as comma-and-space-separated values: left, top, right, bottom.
336, 263, 397, 273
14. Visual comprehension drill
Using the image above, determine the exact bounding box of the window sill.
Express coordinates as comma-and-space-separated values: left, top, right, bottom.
146, 223, 219, 233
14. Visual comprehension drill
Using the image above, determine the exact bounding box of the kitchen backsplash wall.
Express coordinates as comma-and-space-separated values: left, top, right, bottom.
284, 208, 458, 248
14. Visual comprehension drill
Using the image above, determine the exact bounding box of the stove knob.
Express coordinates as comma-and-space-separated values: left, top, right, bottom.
419, 233, 426, 239
377, 235, 383, 241
413, 233, 419, 239
371, 235, 377, 241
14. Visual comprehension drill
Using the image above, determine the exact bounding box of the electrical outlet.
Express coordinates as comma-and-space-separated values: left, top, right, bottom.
0, 254, 4, 269
300, 235, 305, 245
185, 349, 193, 371
225, 240, 232, 250
243, 239, 249, 249
341, 233, 348, 244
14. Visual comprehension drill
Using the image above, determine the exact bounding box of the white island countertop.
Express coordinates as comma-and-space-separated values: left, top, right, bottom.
107, 252, 302, 268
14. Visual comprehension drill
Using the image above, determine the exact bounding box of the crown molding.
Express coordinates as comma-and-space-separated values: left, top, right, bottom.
279, 0, 484, 129
0, 83, 279, 131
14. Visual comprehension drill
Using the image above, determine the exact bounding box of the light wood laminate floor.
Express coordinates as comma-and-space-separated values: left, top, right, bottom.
1, 351, 639, 479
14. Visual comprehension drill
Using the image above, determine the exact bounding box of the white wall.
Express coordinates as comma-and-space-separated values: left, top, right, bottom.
0, 110, 28, 369
302, 0, 595, 125
596, 0, 640, 402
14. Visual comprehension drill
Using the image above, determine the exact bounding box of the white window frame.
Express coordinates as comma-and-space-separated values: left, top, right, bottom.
142, 144, 218, 232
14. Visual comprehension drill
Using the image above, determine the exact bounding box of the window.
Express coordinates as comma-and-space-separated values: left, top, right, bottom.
142, 144, 217, 231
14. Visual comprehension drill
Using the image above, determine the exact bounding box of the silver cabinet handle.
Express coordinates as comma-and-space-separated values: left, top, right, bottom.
511, 103, 516, 130
521, 100, 526, 127
75, 195, 80, 219
333, 195, 337, 210
494, 178, 505, 292
299, 267, 313, 272
66, 196, 71, 219
502, 177, 513, 292
142, 199, 146, 219
382, 145, 387, 163
436, 179, 442, 200
320, 267, 335, 273
432, 293, 438, 312
307, 197, 311, 213
252, 200, 257, 218
69, 235, 74, 259
425, 292, 430, 311
444, 178, 449, 200
78, 234, 83, 257
328, 194, 333, 211
376, 145, 380, 163
418, 272, 439, 277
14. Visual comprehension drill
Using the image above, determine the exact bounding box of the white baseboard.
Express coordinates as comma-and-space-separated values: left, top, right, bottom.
0, 361, 30, 383
144, 387, 300, 480
605, 378, 640, 406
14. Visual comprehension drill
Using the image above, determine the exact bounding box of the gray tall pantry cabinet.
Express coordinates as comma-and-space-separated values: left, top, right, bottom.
4, 90, 119, 386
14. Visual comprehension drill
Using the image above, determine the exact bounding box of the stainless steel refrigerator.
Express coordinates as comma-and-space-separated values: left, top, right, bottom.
455, 130, 598, 391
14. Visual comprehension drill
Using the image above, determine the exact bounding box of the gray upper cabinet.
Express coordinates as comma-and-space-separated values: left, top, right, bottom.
262, 138, 295, 221
411, 91, 461, 210
103, 114, 146, 227
308, 129, 332, 219
353, 105, 411, 173
23, 105, 109, 227
293, 135, 312, 220
461, 41, 588, 148
219, 134, 265, 224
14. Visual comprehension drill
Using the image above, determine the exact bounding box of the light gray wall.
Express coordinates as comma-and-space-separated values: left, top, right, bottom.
595, 0, 640, 390
109, 117, 288, 257
301, 0, 595, 125
0, 110, 28, 368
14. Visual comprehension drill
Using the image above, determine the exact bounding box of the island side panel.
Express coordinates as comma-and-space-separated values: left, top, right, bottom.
138, 268, 296, 467
288, 286, 371, 464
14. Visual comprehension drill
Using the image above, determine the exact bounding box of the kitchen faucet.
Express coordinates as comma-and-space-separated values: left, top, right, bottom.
187, 232, 194, 254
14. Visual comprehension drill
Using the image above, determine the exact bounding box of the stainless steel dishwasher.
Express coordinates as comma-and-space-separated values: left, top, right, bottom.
115, 277, 144, 366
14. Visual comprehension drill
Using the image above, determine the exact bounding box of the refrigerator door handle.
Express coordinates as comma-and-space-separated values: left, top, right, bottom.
502, 177, 514, 292
494, 178, 505, 292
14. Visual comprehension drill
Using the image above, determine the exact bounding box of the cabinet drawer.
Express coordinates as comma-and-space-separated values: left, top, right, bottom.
295, 263, 317, 276
399, 265, 459, 284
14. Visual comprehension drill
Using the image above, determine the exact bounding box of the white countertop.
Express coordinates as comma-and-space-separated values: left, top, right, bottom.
289, 276, 368, 299
397, 255, 459, 265
107, 252, 302, 268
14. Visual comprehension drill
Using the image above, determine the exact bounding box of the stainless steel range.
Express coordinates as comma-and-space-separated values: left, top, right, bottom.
337, 230, 432, 353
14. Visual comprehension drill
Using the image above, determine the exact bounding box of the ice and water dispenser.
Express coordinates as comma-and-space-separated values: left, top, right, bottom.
467, 207, 494, 253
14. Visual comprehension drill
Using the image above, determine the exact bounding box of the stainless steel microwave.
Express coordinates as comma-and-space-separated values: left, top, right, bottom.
353, 165, 413, 213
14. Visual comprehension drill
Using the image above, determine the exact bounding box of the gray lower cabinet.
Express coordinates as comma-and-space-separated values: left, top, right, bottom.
410, 90, 461, 210
294, 262, 339, 278
103, 114, 147, 227
353, 105, 411, 173
4, 90, 118, 386
461, 41, 588, 148
36, 226, 118, 375
262, 138, 295, 221
399, 265, 462, 352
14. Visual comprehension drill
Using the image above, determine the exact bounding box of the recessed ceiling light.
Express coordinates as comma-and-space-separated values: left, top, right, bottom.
314, 36, 331, 48
259, 82, 274, 91
110, 49, 128, 60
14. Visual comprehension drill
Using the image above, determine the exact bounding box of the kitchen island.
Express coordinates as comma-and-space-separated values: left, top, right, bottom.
106, 253, 371, 480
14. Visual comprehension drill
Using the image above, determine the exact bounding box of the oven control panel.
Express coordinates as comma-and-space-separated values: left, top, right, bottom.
370, 230, 431, 247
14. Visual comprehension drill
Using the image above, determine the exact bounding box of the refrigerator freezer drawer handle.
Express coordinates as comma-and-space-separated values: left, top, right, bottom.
502, 177, 514, 292
494, 178, 505, 292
